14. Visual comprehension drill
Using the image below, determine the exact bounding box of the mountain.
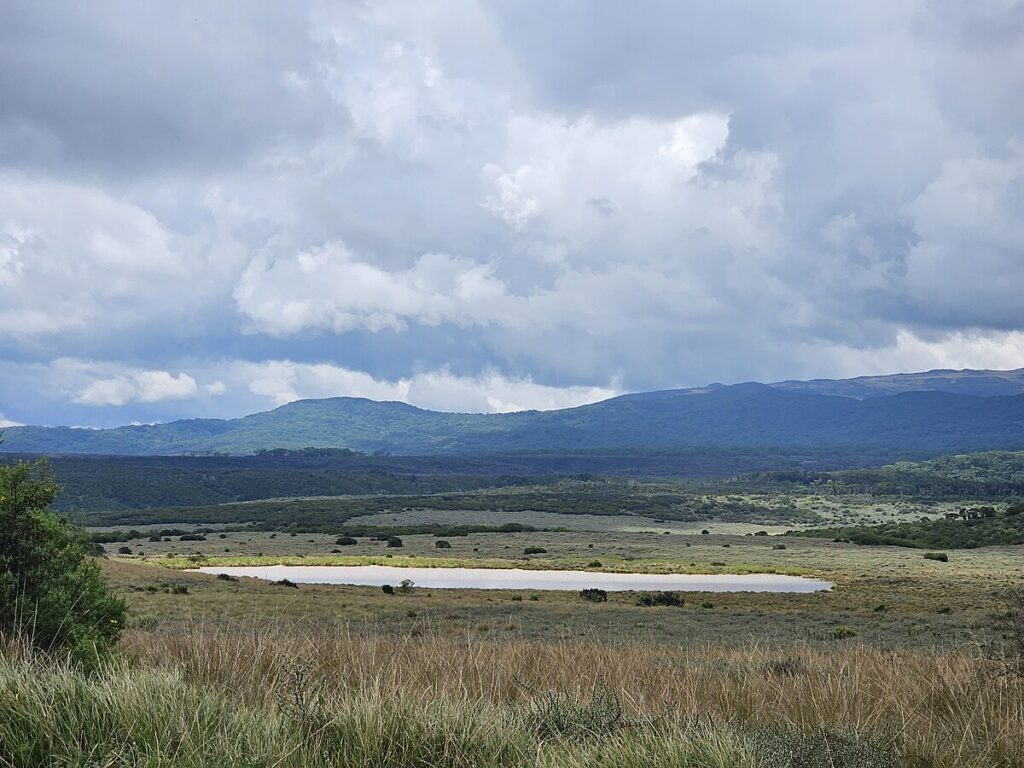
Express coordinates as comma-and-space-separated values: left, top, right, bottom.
2, 367, 1024, 456
771, 367, 1024, 399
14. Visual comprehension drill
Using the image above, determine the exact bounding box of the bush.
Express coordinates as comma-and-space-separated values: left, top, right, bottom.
750, 724, 900, 767
276, 579, 298, 589
386, 537, 403, 548
830, 625, 857, 640
579, 588, 608, 602
381, 584, 395, 595
924, 552, 949, 562
523, 547, 547, 555
586, 560, 602, 568
0, 458, 125, 663
636, 591, 684, 607
335, 536, 358, 546
178, 533, 206, 542
116, 546, 132, 555
435, 539, 452, 549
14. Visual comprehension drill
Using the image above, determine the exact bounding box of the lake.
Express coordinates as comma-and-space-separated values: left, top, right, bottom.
194, 565, 832, 592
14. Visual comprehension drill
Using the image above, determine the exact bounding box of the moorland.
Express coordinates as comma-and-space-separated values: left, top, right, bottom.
6, 370, 1024, 767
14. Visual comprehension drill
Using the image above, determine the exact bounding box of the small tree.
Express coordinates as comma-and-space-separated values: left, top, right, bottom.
0, 457, 125, 663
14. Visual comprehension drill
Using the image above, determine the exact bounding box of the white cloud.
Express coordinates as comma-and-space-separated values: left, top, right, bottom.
231, 359, 619, 413
0, 413, 24, 428
0, 175, 224, 339
800, 329, 1024, 379
235, 244, 511, 335
204, 381, 228, 396
74, 369, 199, 407
481, 111, 732, 241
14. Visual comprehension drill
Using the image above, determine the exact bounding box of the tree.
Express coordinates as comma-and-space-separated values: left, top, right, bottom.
0, 456, 125, 663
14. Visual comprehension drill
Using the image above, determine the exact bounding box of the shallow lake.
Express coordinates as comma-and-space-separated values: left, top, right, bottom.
194, 565, 832, 592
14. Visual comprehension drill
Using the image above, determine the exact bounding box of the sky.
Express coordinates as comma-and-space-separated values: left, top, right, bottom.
1, 0, 1023, 427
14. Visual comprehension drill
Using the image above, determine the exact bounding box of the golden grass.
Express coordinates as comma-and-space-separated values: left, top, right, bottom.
120, 623, 1024, 767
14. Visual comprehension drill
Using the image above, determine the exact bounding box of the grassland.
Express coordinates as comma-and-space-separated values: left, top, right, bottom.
9, 456, 1024, 766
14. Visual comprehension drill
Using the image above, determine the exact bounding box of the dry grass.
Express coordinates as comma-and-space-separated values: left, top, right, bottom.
119, 624, 1024, 767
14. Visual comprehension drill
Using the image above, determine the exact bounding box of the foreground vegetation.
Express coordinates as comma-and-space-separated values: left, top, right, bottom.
3, 625, 1021, 767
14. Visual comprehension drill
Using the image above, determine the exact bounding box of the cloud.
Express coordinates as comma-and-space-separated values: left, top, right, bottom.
74, 369, 199, 407
0, 414, 24, 428
0, 1, 1022, 426
235, 245, 510, 335
231, 359, 620, 413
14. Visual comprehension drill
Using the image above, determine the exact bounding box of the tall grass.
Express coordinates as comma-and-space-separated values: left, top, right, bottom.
2, 624, 1022, 766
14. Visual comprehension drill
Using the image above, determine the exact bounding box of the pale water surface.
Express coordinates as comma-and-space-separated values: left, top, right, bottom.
194, 565, 831, 592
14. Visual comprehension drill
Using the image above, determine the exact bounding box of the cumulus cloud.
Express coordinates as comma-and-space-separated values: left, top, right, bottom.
74, 369, 200, 407
0, 1, 1021, 427
235, 245, 510, 335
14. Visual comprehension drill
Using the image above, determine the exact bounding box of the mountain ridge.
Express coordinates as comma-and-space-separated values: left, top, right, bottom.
2, 367, 1024, 456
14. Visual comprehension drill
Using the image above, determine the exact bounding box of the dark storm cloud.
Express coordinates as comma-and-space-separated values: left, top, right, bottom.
0, 1, 333, 176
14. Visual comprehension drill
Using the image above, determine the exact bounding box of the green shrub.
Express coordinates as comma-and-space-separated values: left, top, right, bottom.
830, 625, 857, 640
0, 458, 125, 664
579, 588, 608, 603
750, 724, 900, 767
386, 537, 403, 548
637, 591, 684, 607
435, 540, 452, 549
335, 536, 358, 546
381, 584, 395, 595
523, 547, 547, 555
923, 552, 949, 562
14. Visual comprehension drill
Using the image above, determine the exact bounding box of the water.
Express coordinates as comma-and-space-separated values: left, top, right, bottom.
193, 565, 831, 592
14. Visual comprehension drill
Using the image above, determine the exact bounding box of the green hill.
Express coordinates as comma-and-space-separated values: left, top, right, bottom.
4, 373, 1024, 457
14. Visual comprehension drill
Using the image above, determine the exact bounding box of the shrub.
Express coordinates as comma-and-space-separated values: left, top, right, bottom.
398, 578, 415, 593
276, 579, 298, 589
587, 560, 602, 568
386, 537, 403, 548
830, 625, 857, 640
178, 533, 206, 542
148, 535, 162, 543
215, 573, 238, 582
381, 584, 395, 595
750, 725, 901, 767
435, 539, 452, 549
637, 591, 684, 607
523, 547, 547, 555
117, 546, 132, 555
579, 588, 608, 602
924, 552, 949, 562
170, 584, 189, 595
772, 544, 787, 550
335, 536, 358, 546
700, 529, 710, 535
0, 458, 125, 663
